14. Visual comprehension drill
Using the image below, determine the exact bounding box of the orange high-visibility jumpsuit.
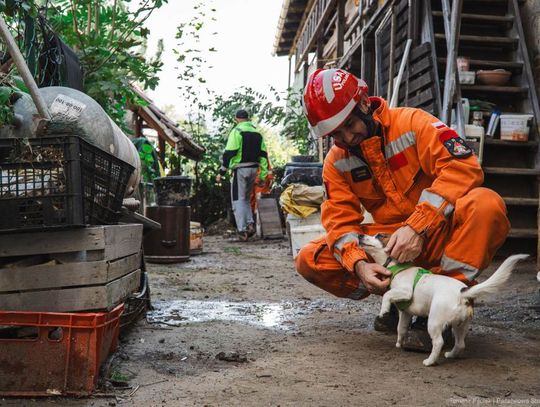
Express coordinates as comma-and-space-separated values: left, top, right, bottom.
295, 97, 510, 300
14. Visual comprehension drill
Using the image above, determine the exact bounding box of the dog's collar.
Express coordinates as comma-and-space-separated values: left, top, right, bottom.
383, 257, 393, 268
387, 262, 415, 279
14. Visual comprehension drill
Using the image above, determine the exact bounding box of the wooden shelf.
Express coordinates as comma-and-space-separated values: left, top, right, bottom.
503, 197, 538, 206
435, 33, 518, 48
484, 139, 538, 147
483, 167, 540, 175
460, 85, 528, 93
438, 58, 523, 72
432, 11, 513, 24
508, 228, 538, 238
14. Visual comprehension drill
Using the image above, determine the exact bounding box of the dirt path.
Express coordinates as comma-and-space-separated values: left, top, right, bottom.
3, 235, 540, 406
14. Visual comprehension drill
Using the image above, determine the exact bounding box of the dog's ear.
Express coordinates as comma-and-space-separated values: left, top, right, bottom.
374, 233, 391, 247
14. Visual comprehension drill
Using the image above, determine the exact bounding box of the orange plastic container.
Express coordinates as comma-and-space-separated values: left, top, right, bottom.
0, 304, 123, 396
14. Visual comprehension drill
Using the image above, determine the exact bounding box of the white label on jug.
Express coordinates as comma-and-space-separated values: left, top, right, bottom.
50, 95, 86, 121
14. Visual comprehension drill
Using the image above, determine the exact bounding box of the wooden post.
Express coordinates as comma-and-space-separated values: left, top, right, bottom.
336, 0, 345, 59
387, 6, 396, 101
317, 38, 325, 68
441, 0, 463, 132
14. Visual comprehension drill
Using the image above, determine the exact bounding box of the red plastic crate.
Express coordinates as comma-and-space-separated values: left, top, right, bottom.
0, 304, 124, 396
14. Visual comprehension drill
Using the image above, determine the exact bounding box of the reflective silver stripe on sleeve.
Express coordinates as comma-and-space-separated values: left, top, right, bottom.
347, 284, 368, 300
333, 232, 359, 263
419, 190, 455, 216
441, 254, 480, 280
333, 156, 367, 173
335, 232, 360, 251
384, 131, 416, 158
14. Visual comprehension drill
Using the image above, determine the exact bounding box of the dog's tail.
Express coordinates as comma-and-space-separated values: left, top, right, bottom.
460, 254, 529, 300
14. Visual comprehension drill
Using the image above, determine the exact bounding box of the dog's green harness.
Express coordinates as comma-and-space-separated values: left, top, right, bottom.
387, 263, 431, 311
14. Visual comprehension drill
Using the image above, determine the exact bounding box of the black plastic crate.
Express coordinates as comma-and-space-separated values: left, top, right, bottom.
0, 136, 134, 232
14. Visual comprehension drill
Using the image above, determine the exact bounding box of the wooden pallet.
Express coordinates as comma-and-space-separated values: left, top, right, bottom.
256, 196, 284, 239
0, 224, 143, 312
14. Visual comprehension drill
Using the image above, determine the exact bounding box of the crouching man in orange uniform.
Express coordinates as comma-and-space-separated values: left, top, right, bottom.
296, 68, 510, 350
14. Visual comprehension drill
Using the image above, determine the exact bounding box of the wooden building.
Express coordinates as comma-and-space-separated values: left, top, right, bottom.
274, 0, 540, 257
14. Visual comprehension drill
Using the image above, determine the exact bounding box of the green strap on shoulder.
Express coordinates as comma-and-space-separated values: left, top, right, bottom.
387, 263, 431, 311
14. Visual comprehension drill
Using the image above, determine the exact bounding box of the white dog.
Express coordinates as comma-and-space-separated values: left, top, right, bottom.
358, 234, 528, 366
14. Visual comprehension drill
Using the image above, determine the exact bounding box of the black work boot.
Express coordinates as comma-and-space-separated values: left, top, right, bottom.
373, 304, 399, 333
402, 317, 454, 353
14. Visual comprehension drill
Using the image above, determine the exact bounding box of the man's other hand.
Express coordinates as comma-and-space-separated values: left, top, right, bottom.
385, 225, 424, 263
215, 174, 222, 184
354, 261, 391, 295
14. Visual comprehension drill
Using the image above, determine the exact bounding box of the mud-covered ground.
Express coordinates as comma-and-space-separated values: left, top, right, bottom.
3, 235, 540, 407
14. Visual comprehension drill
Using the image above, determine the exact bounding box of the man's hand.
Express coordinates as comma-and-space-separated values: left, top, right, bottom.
354, 261, 391, 295
215, 174, 222, 184
385, 225, 424, 263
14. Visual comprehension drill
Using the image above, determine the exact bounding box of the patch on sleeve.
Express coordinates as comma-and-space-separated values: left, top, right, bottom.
350, 166, 372, 182
439, 130, 473, 158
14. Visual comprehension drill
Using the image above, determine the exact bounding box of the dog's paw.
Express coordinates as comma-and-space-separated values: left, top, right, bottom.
444, 351, 458, 359
422, 358, 437, 367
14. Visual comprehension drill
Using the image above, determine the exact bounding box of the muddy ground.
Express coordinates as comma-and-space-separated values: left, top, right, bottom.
3, 234, 540, 407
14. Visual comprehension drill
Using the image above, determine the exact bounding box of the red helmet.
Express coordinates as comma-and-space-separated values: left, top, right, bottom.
303, 68, 369, 138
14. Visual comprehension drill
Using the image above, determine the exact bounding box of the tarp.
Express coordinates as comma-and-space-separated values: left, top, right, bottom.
279, 184, 323, 218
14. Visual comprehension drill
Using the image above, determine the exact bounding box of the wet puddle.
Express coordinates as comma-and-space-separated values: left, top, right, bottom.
148, 300, 298, 330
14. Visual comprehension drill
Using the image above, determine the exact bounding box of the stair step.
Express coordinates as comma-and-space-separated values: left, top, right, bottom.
432, 10, 514, 24
435, 33, 518, 47
460, 85, 527, 94
483, 167, 540, 175
508, 228, 537, 238
484, 139, 538, 147
503, 197, 538, 206
438, 58, 523, 73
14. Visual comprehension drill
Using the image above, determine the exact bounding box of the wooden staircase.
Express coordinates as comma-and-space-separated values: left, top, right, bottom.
430, 0, 540, 255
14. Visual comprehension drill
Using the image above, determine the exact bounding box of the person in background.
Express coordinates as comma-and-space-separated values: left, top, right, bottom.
216, 109, 269, 241
295, 68, 510, 351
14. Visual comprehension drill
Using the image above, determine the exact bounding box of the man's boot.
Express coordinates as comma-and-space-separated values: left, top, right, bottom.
401, 317, 454, 352
373, 304, 399, 333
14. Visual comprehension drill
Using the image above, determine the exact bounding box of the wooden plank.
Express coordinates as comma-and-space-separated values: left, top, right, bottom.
0, 252, 141, 292
0, 227, 106, 258
432, 10, 513, 23
407, 88, 435, 108
409, 57, 432, 77
485, 139, 538, 147
483, 167, 540, 175
409, 42, 431, 62
103, 224, 143, 260
460, 85, 528, 94
503, 197, 539, 206
257, 198, 283, 238
437, 58, 523, 72
0, 270, 141, 312
508, 228, 537, 238
434, 33, 518, 47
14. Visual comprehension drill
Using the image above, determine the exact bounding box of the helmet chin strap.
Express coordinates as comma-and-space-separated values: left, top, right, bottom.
352, 105, 378, 139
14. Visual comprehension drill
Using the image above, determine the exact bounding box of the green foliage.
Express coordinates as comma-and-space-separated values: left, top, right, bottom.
171, 1, 312, 226
1, 0, 166, 131
0, 86, 14, 126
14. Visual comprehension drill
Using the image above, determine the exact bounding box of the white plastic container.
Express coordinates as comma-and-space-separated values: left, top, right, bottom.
500, 114, 533, 141
286, 212, 321, 229
459, 71, 475, 85
290, 224, 326, 259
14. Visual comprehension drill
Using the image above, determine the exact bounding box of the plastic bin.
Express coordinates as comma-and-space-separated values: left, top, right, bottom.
500, 114, 533, 141
0, 304, 123, 396
0, 136, 134, 232
286, 212, 321, 229
290, 224, 326, 259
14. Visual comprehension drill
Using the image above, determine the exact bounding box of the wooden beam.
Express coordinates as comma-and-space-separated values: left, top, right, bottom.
295, 0, 338, 72
336, 0, 344, 59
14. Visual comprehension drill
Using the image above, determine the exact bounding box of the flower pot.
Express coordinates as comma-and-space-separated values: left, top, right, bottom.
154, 176, 192, 206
